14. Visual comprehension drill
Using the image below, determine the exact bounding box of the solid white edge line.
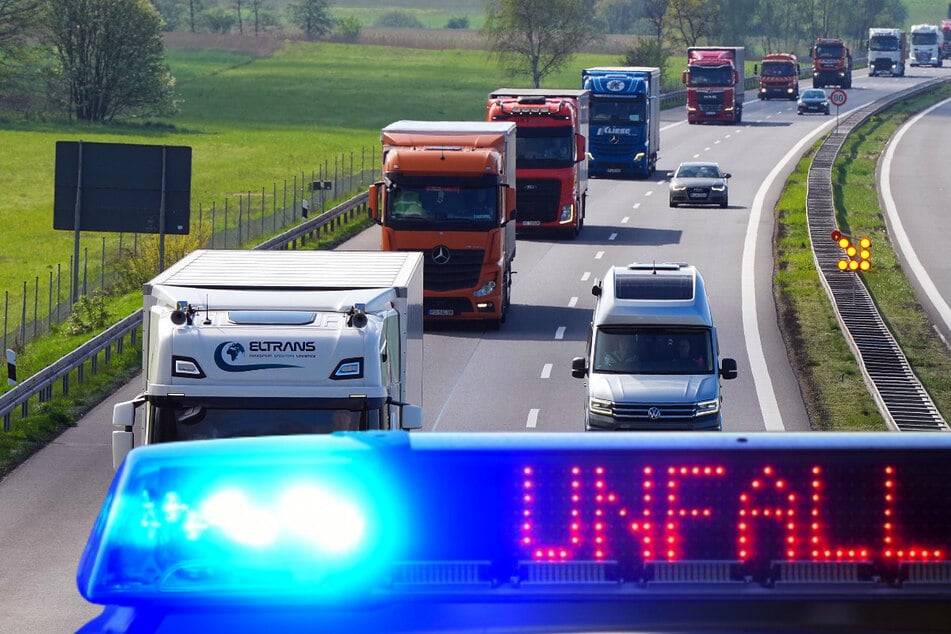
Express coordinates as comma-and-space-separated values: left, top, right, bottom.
881, 98, 951, 335
744, 113, 841, 432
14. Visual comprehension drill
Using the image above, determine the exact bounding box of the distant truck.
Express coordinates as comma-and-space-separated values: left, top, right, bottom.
810, 37, 853, 88
111, 249, 425, 469
487, 88, 589, 238
756, 52, 800, 100
910, 24, 943, 67
682, 47, 745, 124
868, 27, 907, 76
571, 262, 738, 431
580, 67, 661, 178
942, 20, 951, 59
368, 121, 517, 325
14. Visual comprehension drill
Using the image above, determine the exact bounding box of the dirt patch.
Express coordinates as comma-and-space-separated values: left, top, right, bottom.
164, 32, 290, 57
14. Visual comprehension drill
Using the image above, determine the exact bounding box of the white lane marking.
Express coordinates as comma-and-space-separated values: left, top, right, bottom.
645, 190, 653, 197
527, 408, 539, 428
609, 233, 618, 241
568, 296, 578, 307
595, 251, 604, 259
705, 146, 712, 151
882, 98, 951, 335
693, 153, 701, 158
541, 363, 553, 379
581, 271, 591, 281
633, 203, 640, 210
744, 112, 841, 431
714, 139, 721, 144
555, 326, 566, 340
621, 216, 630, 223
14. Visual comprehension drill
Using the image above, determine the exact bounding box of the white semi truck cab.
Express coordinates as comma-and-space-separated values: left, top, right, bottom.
112, 249, 424, 468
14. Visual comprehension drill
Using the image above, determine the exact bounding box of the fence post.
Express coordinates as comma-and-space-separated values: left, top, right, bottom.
33, 276, 38, 341
19, 281, 26, 347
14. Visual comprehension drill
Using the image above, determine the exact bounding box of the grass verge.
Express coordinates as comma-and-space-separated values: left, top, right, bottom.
775, 83, 951, 430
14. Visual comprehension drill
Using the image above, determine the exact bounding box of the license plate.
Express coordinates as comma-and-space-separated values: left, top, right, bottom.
427, 309, 454, 316
520, 220, 541, 226
689, 192, 707, 198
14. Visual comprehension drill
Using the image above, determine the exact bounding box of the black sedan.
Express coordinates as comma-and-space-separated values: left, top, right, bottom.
797, 88, 831, 115
667, 162, 731, 208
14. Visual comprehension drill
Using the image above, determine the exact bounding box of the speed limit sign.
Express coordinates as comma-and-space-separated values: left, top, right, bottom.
829, 89, 847, 107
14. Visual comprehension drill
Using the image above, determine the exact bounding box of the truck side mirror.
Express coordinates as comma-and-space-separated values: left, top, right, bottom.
400, 404, 423, 430
571, 356, 588, 378
720, 357, 738, 380
112, 431, 133, 470
576, 134, 586, 162
753, 64, 758, 75
368, 182, 382, 224
681, 70, 688, 85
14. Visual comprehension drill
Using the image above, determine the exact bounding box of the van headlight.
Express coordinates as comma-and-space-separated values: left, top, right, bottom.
589, 398, 613, 416
695, 398, 720, 416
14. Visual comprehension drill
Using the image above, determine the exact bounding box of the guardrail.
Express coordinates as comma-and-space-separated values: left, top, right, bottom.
0, 195, 371, 431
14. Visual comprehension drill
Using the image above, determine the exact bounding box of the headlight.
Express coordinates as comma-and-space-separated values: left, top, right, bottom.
474, 280, 496, 297
670, 183, 687, 191
558, 204, 574, 223
589, 398, 613, 416
711, 183, 726, 192
696, 398, 720, 416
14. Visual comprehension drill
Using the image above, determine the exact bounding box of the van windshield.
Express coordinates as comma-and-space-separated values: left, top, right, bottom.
593, 328, 714, 374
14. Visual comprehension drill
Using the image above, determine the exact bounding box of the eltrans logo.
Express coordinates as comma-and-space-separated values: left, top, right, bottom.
214, 341, 315, 372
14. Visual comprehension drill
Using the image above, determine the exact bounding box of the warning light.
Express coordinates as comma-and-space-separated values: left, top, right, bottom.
831, 230, 871, 272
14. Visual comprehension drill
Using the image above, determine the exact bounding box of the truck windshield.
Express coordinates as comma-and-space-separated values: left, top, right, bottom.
590, 97, 647, 125
386, 178, 498, 231
515, 127, 574, 168
815, 43, 845, 58
913, 32, 938, 45
761, 61, 795, 76
686, 65, 734, 87
870, 36, 900, 51
150, 405, 381, 442
593, 328, 714, 374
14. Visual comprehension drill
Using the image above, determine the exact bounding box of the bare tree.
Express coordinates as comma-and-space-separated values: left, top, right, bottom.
483, 0, 599, 88
44, 0, 177, 122
666, 0, 720, 48
642, 0, 670, 43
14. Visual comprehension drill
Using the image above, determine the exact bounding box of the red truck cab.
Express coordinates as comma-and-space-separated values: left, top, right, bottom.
757, 52, 800, 100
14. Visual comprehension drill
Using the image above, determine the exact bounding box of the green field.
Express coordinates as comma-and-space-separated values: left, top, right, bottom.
0, 41, 620, 331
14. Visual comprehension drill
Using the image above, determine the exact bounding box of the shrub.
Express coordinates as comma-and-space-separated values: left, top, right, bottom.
336, 16, 362, 42
63, 291, 110, 335
375, 11, 424, 29
446, 17, 469, 30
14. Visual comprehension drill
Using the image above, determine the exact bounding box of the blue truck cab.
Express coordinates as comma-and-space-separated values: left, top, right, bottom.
572, 262, 738, 431
581, 67, 661, 178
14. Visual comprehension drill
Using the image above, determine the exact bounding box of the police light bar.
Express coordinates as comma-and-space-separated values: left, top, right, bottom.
78, 433, 951, 611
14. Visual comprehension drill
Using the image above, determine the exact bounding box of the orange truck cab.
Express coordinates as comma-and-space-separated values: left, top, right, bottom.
486, 89, 589, 238
756, 52, 800, 100
368, 121, 517, 326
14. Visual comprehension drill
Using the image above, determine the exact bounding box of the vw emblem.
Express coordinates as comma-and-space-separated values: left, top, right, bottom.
647, 407, 662, 420
431, 245, 451, 265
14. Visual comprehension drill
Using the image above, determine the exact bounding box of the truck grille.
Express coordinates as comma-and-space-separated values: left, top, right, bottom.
419, 249, 484, 292
517, 179, 562, 223
697, 92, 724, 106
612, 402, 697, 422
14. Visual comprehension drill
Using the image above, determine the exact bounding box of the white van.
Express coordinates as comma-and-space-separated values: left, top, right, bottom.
571, 262, 737, 431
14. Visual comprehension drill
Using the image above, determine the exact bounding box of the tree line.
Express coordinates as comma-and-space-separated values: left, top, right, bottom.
0, 0, 911, 122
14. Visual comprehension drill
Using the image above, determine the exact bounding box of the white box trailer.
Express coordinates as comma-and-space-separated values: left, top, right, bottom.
112, 249, 424, 468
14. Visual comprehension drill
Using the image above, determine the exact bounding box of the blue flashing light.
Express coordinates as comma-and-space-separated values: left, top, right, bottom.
77, 435, 404, 607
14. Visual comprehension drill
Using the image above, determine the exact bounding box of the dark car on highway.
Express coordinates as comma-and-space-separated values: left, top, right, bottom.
797, 88, 831, 115
667, 161, 731, 208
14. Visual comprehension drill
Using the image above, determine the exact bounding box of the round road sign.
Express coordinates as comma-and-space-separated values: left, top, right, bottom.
829, 89, 847, 107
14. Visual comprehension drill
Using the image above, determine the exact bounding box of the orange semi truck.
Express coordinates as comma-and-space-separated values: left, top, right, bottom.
368, 121, 517, 326
810, 37, 853, 88
486, 88, 589, 238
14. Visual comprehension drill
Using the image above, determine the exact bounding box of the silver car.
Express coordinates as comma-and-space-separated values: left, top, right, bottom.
667, 161, 731, 208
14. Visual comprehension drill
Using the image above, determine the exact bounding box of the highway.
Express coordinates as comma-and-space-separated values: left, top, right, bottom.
0, 66, 947, 633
